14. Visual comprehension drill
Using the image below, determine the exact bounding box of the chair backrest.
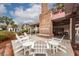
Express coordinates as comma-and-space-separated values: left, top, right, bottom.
15, 33, 20, 39
24, 32, 30, 39
15, 33, 34, 51
24, 32, 28, 36
15, 33, 22, 43
15, 33, 27, 44
59, 35, 65, 43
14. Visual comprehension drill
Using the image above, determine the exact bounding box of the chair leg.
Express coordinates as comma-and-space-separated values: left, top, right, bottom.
55, 46, 58, 53
52, 46, 55, 54
24, 49, 26, 56
60, 45, 67, 49
58, 47, 67, 53
24, 47, 26, 56
33, 53, 35, 56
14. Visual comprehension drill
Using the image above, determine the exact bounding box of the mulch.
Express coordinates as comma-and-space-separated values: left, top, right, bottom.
72, 43, 79, 56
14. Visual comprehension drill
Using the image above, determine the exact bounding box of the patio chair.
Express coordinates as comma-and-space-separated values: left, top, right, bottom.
24, 32, 31, 39
16, 33, 30, 43
15, 33, 35, 55
48, 35, 67, 54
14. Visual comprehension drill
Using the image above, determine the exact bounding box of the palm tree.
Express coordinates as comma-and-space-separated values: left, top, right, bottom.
0, 16, 14, 25
0, 16, 15, 30
56, 3, 64, 10
12, 24, 18, 28
50, 3, 64, 13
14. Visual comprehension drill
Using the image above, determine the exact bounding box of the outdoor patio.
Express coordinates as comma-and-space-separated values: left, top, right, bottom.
11, 35, 74, 56
1, 34, 79, 56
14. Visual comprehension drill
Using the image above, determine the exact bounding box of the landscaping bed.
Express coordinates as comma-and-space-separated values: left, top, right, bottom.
0, 31, 16, 43
0, 31, 15, 56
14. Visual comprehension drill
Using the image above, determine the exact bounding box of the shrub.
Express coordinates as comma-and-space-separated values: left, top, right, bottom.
21, 29, 28, 33
16, 32, 22, 35
0, 31, 16, 41
15, 29, 29, 35
0, 35, 7, 41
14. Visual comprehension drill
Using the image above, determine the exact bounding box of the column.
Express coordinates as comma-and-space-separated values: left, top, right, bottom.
35, 25, 37, 34
30, 27, 31, 35
70, 18, 75, 44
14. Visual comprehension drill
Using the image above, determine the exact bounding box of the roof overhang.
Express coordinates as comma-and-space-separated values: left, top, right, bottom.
52, 12, 72, 22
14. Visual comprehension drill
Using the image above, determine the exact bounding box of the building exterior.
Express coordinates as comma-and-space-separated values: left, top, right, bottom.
7, 24, 21, 32
39, 3, 79, 44
22, 23, 39, 34
39, 3, 65, 37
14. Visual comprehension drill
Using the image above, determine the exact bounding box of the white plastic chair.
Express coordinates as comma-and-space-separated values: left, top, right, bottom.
48, 35, 67, 54
15, 34, 28, 43
15, 33, 36, 55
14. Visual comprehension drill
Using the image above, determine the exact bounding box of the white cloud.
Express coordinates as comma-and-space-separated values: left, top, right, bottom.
0, 4, 7, 16
10, 4, 41, 24
0, 3, 11, 6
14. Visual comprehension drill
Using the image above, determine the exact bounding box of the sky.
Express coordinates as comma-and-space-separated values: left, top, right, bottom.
0, 3, 55, 25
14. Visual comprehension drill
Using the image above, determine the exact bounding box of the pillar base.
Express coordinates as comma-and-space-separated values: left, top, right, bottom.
37, 33, 54, 38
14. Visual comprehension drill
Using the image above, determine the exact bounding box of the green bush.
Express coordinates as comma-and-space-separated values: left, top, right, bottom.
0, 35, 7, 41
0, 31, 16, 41
21, 29, 28, 33
16, 32, 22, 35
16, 29, 29, 35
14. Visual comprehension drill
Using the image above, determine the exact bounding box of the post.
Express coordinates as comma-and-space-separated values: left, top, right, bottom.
30, 27, 31, 35
70, 18, 75, 44
35, 25, 37, 34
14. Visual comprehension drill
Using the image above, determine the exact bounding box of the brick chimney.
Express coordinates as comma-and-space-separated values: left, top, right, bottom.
39, 3, 54, 37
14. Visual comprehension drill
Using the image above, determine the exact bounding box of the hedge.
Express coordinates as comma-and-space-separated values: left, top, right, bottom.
0, 31, 16, 41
